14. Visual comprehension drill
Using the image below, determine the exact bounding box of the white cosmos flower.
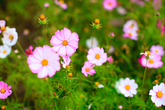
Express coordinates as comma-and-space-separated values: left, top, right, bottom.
0, 45, 11, 58
98, 84, 104, 88
86, 37, 98, 49
61, 56, 71, 69
2, 27, 18, 46
140, 51, 154, 59
123, 20, 139, 32
115, 78, 124, 93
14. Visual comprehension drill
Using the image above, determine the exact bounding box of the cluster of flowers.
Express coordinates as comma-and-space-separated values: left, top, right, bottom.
115, 78, 165, 107
138, 45, 164, 68
27, 27, 79, 78
122, 20, 139, 41
0, 20, 18, 58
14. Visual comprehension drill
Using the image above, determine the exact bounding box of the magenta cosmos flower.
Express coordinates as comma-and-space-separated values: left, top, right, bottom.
149, 83, 165, 107
150, 45, 164, 56
50, 27, 79, 57
25, 45, 33, 55
55, 0, 68, 10
138, 54, 163, 68
82, 61, 96, 77
103, 0, 117, 11
118, 77, 138, 97
87, 47, 107, 66
107, 56, 113, 63
0, 81, 12, 99
27, 45, 61, 78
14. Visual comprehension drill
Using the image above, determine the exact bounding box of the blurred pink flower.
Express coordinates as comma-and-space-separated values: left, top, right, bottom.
118, 105, 122, 109
14, 49, 18, 53
23, 29, 29, 36
0, 81, 12, 99
156, 19, 161, 28
110, 32, 115, 37
103, 0, 117, 11
0, 20, 6, 33
161, 26, 165, 35
44, 3, 49, 7
153, 0, 161, 10
82, 61, 96, 77
55, 0, 68, 10
25, 45, 33, 55
123, 29, 138, 40
87, 47, 107, 66
150, 45, 164, 56
123, 20, 138, 32
27, 45, 61, 78
61, 56, 71, 69
107, 56, 113, 63
118, 77, 138, 97
50, 27, 79, 57
131, 0, 145, 6
138, 53, 163, 68
149, 83, 165, 107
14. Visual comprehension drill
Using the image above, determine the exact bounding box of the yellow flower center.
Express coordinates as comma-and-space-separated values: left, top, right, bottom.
0, 88, 6, 94
1, 105, 6, 110
148, 59, 154, 64
68, 73, 73, 77
41, 59, 48, 66
95, 54, 100, 59
59, 0, 64, 3
9, 35, 13, 40
85, 68, 89, 72
146, 51, 150, 55
95, 82, 99, 86
94, 19, 100, 24
128, 32, 132, 37
62, 40, 68, 46
40, 14, 45, 21
125, 85, 130, 90
155, 50, 159, 53
1, 26, 6, 31
157, 91, 163, 98
27, 50, 31, 53
66, 65, 69, 69
108, 2, 112, 6
3, 50, 7, 54
80, 94, 83, 97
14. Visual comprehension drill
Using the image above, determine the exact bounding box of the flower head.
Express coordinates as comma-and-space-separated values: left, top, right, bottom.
149, 83, 165, 107
82, 61, 96, 77
123, 29, 138, 40
95, 82, 104, 88
140, 51, 154, 59
150, 45, 164, 56
44, 3, 50, 7
0, 45, 11, 59
107, 56, 113, 63
0, 20, 6, 33
86, 37, 99, 49
118, 105, 122, 109
115, 78, 124, 93
61, 56, 71, 69
55, 0, 68, 10
25, 45, 33, 55
118, 77, 138, 97
107, 45, 115, 54
123, 20, 139, 32
117, 6, 126, 15
87, 47, 107, 66
103, 0, 117, 11
0, 81, 12, 99
38, 14, 47, 25
50, 27, 79, 57
27, 45, 61, 78
2, 27, 18, 46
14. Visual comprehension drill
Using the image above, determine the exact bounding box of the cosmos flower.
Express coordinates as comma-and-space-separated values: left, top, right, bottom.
0, 45, 11, 59
107, 45, 115, 54
2, 27, 18, 46
0, 81, 12, 99
50, 27, 79, 57
44, 3, 50, 7
0, 20, 6, 33
107, 56, 113, 63
123, 20, 139, 32
27, 45, 61, 78
55, 0, 68, 10
115, 78, 124, 93
153, 0, 162, 10
95, 82, 104, 88
122, 29, 138, 40
82, 61, 96, 77
140, 51, 154, 59
87, 47, 107, 66
118, 77, 138, 97
86, 37, 99, 49
25, 45, 33, 55
61, 56, 71, 69
117, 6, 126, 15
103, 0, 117, 11
118, 105, 122, 109
149, 83, 165, 107
138, 54, 163, 68
150, 45, 164, 56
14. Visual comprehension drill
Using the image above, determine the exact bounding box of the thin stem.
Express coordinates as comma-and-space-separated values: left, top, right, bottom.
129, 97, 132, 110
92, 29, 95, 48
17, 41, 26, 56
42, 25, 50, 46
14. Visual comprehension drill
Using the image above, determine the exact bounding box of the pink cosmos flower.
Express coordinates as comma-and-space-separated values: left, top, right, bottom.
123, 20, 139, 32
55, 0, 68, 10
82, 61, 96, 77
138, 54, 163, 68
0, 20, 6, 33
0, 81, 12, 99
118, 77, 138, 97
149, 83, 165, 107
161, 26, 165, 35
50, 27, 79, 57
103, 0, 117, 11
156, 19, 161, 28
25, 45, 33, 55
27, 45, 61, 78
150, 45, 164, 56
123, 30, 138, 40
61, 56, 71, 69
107, 56, 113, 63
118, 105, 122, 109
153, 0, 162, 10
44, 3, 49, 7
110, 32, 115, 37
87, 47, 107, 66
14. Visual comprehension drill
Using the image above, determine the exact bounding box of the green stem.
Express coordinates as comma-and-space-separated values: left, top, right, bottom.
42, 25, 50, 46
129, 97, 131, 110
92, 29, 95, 48
17, 41, 26, 56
